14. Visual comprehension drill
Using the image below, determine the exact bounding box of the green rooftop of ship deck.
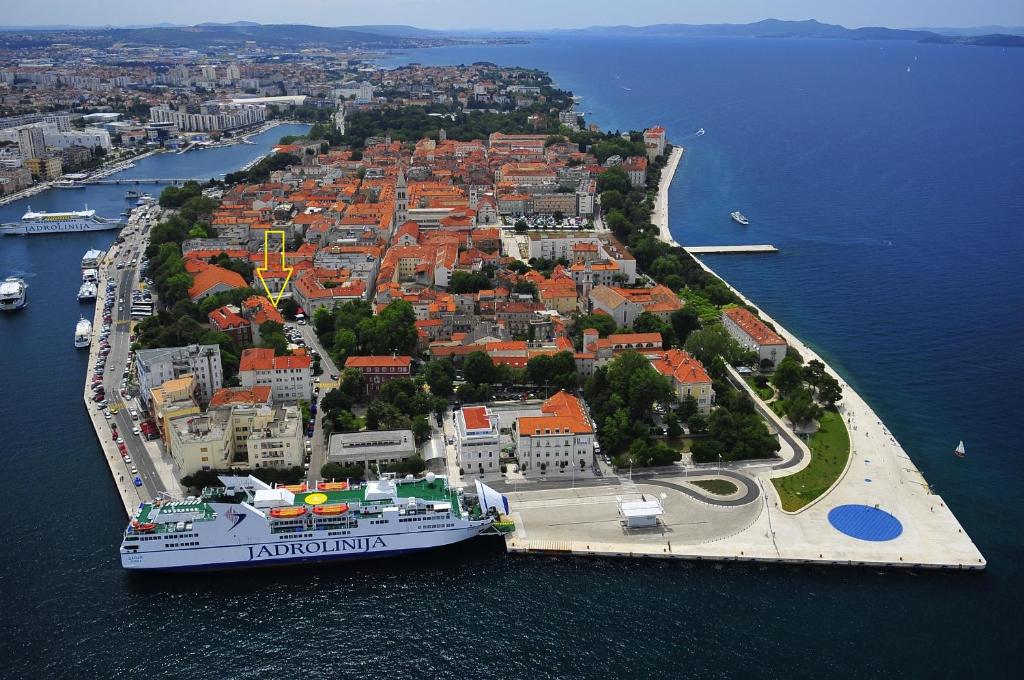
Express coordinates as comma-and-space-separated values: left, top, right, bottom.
292, 479, 461, 516
135, 499, 216, 531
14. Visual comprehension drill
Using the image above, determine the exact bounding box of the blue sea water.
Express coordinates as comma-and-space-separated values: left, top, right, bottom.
0, 37, 1022, 678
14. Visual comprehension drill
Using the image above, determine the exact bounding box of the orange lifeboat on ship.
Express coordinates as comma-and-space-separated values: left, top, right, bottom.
313, 503, 349, 516
279, 483, 308, 493
317, 481, 349, 491
269, 506, 307, 519
136, 523, 156, 533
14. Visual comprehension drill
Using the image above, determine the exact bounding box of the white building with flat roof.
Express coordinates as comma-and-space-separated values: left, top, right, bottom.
328, 429, 417, 468
136, 344, 223, 408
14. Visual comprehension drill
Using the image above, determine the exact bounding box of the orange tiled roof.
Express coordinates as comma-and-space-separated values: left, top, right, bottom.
723, 307, 786, 347
239, 348, 312, 372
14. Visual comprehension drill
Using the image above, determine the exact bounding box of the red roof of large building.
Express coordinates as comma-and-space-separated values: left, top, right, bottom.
187, 263, 248, 300
344, 355, 412, 369
723, 307, 786, 347
239, 348, 312, 372
242, 296, 285, 326
518, 390, 593, 436
461, 405, 492, 431
650, 349, 712, 386
208, 305, 248, 331
209, 386, 273, 408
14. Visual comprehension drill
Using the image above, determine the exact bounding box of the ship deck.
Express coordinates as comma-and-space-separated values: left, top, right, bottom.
131, 479, 464, 532
291, 479, 463, 517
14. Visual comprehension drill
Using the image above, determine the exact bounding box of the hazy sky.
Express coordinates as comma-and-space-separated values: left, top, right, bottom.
4, 0, 1023, 30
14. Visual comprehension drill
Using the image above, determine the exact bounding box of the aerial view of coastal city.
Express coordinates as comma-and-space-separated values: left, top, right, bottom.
0, 1, 1021, 677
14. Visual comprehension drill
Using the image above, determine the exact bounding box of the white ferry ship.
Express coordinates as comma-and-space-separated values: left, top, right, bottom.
0, 277, 28, 311
75, 317, 92, 348
0, 207, 120, 236
120, 474, 509, 571
78, 281, 97, 301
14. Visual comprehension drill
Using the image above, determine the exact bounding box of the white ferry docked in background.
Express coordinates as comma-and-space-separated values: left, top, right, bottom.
1, 207, 121, 236
74, 317, 92, 348
120, 474, 510, 571
0, 277, 28, 311
730, 211, 750, 226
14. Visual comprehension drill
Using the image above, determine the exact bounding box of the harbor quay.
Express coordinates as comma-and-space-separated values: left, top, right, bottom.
82, 205, 183, 516
503, 460, 984, 569
82, 238, 147, 516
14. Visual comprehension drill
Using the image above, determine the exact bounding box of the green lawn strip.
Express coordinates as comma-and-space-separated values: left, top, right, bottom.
690, 478, 738, 496
771, 410, 851, 511
745, 376, 774, 401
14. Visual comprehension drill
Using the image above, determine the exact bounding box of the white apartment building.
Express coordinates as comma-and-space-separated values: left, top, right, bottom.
136, 344, 224, 408
167, 404, 304, 474
43, 127, 112, 150
148, 103, 267, 133
238, 348, 313, 403
455, 406, 501, 474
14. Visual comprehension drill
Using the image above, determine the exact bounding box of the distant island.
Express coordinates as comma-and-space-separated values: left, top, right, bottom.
549, 18, 1024, 48
0, 18, 1022, 49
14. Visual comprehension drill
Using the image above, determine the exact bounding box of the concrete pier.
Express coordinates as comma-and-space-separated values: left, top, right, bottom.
686, 245, 779, 254
83, 248, 148, 517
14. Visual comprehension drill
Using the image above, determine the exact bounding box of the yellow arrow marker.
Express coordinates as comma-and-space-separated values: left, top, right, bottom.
255, 229, 293, 305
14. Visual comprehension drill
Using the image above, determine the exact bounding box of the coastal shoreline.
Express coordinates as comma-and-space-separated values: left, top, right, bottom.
651, 146, 683, 246
651, 141, 984, 565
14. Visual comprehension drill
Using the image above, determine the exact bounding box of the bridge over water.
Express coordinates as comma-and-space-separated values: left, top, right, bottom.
84, 178, 193, 185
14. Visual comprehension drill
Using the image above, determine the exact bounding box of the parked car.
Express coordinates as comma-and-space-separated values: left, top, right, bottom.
134, 477, 143, 487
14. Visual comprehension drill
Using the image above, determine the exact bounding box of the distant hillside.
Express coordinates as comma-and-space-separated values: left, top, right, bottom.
0, 23, 465, 49
560, 18, 1024, 48
104, 23, 457, 49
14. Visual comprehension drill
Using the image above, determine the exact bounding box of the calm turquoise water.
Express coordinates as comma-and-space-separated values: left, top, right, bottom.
2, 37, 1023, 677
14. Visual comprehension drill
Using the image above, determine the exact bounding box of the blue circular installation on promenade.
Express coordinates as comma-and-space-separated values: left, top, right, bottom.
828, 504, 903, 541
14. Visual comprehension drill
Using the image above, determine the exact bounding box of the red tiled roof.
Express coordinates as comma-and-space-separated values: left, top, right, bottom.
650, 349, 712, 386
462, 406, 491, 430
239, 348, 312, 372
344, 355, 412, 369
188, 264, 248, 300
723, 307, 786, 347
209, 386, 273, 408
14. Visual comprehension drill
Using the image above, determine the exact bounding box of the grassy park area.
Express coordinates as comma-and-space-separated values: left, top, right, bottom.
691, 479, 739, 496
771, 410, 850, 511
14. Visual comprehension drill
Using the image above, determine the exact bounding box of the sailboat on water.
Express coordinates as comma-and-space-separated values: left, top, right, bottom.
954, 440, 966, 458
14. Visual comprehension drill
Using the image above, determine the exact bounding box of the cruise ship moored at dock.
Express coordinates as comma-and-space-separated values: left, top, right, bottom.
1, 207, 121, 235
120, 474, 509, 571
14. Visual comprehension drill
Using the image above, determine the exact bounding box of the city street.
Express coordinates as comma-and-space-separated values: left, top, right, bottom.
93, 205, 181, 500
294, 320, 338, 484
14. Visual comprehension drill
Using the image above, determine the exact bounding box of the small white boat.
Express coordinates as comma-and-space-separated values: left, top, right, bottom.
730, 211, 750, 226
954, 440, 965, 458
78, 281, 97, 302
75, 317, 92, 348
125, 190, 141, 200
696, 128, 705, 137
0, 276, 28, 311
